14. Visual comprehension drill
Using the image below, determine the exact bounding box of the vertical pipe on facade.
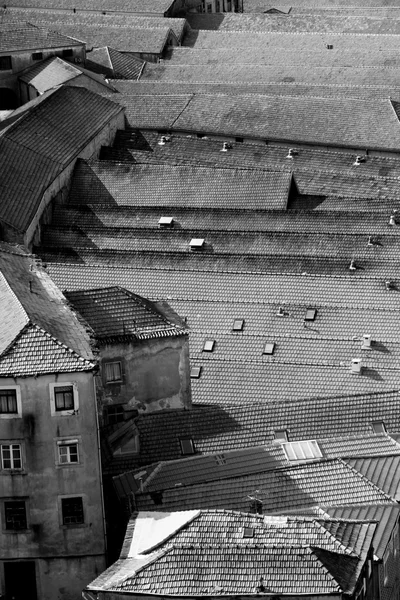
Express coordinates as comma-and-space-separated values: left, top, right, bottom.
93, 374, 108, 558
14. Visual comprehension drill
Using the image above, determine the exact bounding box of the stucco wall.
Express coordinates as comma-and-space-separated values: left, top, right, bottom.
0, 370, 106, 599
0, 45, 85, 84
97, 335, 191, 417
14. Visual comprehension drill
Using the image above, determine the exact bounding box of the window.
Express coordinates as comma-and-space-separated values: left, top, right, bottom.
50, 383, 78, 416
215, 453, 226, 465
282, 440, 323, 461
190, 366, 202, 379
62, 49, 73, 57
1, 444, 22, 470
263, 342, 275, 355
203, 340, 215, 352
232, 319, 244, 331
105, 361, 122, 383
0, 390, 17, 414
106, 404, 125, 425
4, 501, 27, 530
371, 420, 386, 434
235, 137, 244, 143
179, 438, 195, 455
55, 386, 74, 411
62, 497, 84, 525
274, 429, 289, 442
57, 440, 79, 465
206, 3, 212, 12
0, 56, 12, 70
305, 308, 317, 322
243, 527, 254, 538
326, 44, 333, 49
32, 52, 43, 60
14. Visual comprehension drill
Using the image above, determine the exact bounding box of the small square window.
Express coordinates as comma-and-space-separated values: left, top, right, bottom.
215, 454, 226, 465
274, 429, 289, 442
57, 441, 79, 465
305, 309, 317, 321
263, 342, 275, 355
232, 319, 244, 331
54, 386, 74, 411
4, 501, 27, 530
32, 52, 43, 60
0, 56, 12, 70
0, 390, 17, 414
1, 444, 22, 470
62, 49, 73, 57
106, 404, 125, 425
371, 421, 386, 434
62, 497, 84, 525
243, 527, 254, 538
179, 438, 195, 455
105, 361, 122, 383
190, 366, 202, 379
203, 340, 215, 352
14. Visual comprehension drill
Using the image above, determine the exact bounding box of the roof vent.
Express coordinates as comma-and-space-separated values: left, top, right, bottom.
158, 135, 170, 146
349, 259, 357, 271
362, 334, 372, 349
286, 148, 298, 159
351, 358, 362, 374
189, 238, 205, 251
221, 142, 232, 152
367, 236, 375, 247
354, 155, 366, 166
243, 527, 254, 538
276, 306, 286, 317
158, 216, 174, 228
386, 280, 395, 290
389, 214, 397, 226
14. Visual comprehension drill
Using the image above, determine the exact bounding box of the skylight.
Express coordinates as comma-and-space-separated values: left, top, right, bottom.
274, 429, 289, 442
158, 216, 174, 228
190, 366, 202, 379
189, 238, 205, 250
243, 527, 254, 538
203, 340, 215, 352
282, 440, 322, 461
305, 309, 317, 322
371, 421, 386, 434
232, 319, 244, 331
214, 454, 226, 465
263, 342, 275, 355
179, 438, 195, 456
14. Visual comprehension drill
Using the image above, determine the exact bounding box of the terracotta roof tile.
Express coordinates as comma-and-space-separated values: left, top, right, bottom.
0, 21, 82, 51
4, 0, 177, 14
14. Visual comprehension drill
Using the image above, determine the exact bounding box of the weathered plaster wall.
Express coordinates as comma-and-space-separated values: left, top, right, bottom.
0, 371, 106, 599
97, 335, 191, 416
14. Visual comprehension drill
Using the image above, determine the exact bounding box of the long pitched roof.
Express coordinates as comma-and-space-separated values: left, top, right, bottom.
88, 511, 376, 595
0, 21, 82, 52
0, 86, 123, 234
4, 0, 177, 14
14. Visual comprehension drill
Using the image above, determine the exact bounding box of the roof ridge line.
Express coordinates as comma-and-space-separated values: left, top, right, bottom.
339, 458, 397, 502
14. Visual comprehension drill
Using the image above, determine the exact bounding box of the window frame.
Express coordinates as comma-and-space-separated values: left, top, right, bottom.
60, 495, 85, 527
0, 56, 12, 71
49, 382, 79, 417
105, 404, 125, 425
3, 499, 28, 532
32, 51, 43, 60
179, 438, 195, 456
57, 439, 80, 466
104, 360, 123, 384
1, 443, 23, 471
0, 386, 22, 419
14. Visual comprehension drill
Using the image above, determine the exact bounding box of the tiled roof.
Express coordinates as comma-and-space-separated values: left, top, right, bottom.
134, 458, 394, 512
0, 21, 82, 52
346, 455, 400, 501
88, 511, 376, 595
86, 47, 144, 80
324, 504, 400, 559
3, 0, 177, 14
0, 245, 95, 373
64, 286, 186, 342
0, 86, 123, 233
1, 11, 188, 41
133, 392, 400, 465
48, 23, 172, 53
114, 434, 400, 493
67, 160, 292, 210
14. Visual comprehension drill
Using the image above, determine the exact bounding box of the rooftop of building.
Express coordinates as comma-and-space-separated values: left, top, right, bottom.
3, 0, 178, 15
85, 47, 144, 80
0, 20, 83, 52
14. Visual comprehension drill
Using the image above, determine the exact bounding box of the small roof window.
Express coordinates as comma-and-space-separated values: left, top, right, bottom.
215, 454, 226, 465
243, 527, 254, 538
274, 429, 289, 442
232, 319, 244, 331
305, 309, 317, 322
203, 340, 215, 352
179, 438, 195, 456
263, 342, 275, 355
190, 366, 202, 379
371, 421, 386, 434
159, 216, 174, 228
282, 440, 322, 461
189, 238, 205, 250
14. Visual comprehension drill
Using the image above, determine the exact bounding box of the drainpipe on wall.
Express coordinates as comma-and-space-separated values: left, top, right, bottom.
93, 374, 108, 559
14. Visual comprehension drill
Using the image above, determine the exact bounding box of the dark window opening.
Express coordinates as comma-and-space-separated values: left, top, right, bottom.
54, 386, 74, 411
62, 497, 84, 525
0, 389, 17, 414
62, 49, 73, 57
250, 498, 263, 514
5, 501, 27, 530
179, 438, 195, 455
0, 56, 12, 70
106, 404, 125, 425
32, 52, 43, 60
235, 137, 244, 143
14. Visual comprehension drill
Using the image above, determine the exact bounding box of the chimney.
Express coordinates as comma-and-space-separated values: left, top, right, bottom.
362, 334, 372, 349
349, 259, 357, 271
351, 358, 362, 374
389, 214, 397, 226
221, 142, 232, 152
158, 135, 170, 146
367, 236, 374, 247
354, 155, 366, 166
286, 148, 298, 159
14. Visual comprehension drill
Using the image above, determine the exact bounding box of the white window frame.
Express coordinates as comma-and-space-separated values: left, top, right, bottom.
1, 443, 23, 470
49, 382, 79, 417
57, 439, 80, 465
0, 386, 22, 419
104, 361, 123, 383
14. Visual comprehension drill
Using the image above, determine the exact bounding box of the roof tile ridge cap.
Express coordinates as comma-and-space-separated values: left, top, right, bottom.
119, 287, 183, 330
313, 519, 357, 556
30, 322, 96, 367
339, 458, 396, 501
